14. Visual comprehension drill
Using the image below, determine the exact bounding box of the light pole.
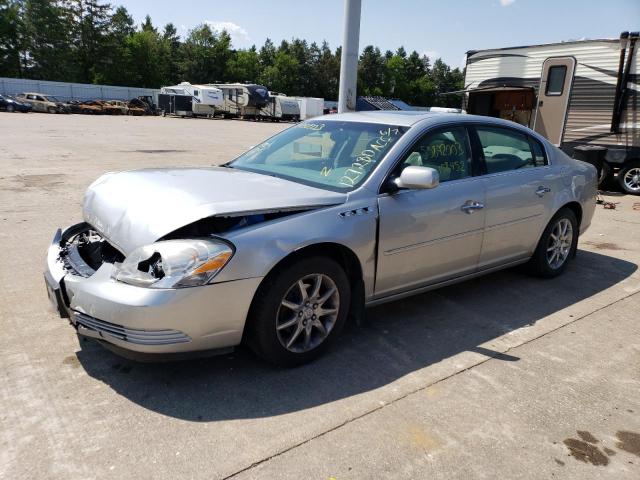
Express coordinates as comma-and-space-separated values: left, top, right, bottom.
337, 0, 361, 113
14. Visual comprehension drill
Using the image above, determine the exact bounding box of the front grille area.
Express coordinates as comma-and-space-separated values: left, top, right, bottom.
74, 312, 191, 345
59, 223, 125, 278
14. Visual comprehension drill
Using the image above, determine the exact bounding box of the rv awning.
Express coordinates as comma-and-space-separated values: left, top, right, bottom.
439, 85, 534, 95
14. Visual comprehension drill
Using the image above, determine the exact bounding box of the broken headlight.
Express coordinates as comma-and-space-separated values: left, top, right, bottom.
111, 239, 233, 289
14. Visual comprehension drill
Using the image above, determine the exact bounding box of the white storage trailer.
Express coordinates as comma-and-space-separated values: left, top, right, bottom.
291, 97, 325, 119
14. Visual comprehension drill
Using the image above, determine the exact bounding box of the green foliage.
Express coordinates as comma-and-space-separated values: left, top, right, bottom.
0, 0, 23, 76
1, 1, 464, 106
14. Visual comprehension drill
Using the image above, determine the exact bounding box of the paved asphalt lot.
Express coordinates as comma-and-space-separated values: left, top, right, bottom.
1, 113, 639, 479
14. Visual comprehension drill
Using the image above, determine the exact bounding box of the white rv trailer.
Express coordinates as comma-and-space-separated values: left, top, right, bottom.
159, 82, 223, 116
259, 92, 300, 121
461, 32, 639, 193
212, 83, 270, 119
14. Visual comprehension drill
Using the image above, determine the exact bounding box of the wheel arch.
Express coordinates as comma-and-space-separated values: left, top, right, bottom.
243, 242, 366, 339
560, 201, 583, 230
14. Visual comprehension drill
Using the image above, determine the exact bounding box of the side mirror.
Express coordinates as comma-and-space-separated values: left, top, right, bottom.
394, 166, 440, 190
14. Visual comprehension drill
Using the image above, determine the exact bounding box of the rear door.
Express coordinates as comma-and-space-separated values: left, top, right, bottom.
533, 57, 576, 145
375, 126, 486, 296
472, 125, 555, 269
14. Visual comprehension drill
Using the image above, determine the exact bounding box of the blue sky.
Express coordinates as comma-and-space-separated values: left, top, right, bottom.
119, 0, 639, 67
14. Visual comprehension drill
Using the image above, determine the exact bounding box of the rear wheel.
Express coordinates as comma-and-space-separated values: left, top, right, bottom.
617, 161, 640, 195
527, 207, 578, 278
247, 257, 351, 367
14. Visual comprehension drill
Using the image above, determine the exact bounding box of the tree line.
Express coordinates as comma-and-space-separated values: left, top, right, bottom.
0, 0, 464, 106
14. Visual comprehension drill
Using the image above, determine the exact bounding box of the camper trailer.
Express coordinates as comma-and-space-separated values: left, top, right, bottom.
462, 31, 639, 194
213, 83, 270, 119
159, 82, 223, 116
259, 92, 300, 121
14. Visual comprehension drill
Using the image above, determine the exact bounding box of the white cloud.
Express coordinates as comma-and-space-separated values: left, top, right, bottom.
205, 21, 250, 47
500, 0, 516, 6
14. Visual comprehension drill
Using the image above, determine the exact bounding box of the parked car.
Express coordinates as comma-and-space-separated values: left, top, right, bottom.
0, 94, 32, 113
16, 92, 69, 113
44, 112, 597, 366
104, 100, 129, 115
67, 100, 103, 115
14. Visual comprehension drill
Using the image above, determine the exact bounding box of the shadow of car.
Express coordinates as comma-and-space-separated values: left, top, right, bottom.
73, 249, 637, 422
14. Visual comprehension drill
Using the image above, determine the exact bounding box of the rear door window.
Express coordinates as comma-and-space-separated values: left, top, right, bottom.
475, 126, 545, 174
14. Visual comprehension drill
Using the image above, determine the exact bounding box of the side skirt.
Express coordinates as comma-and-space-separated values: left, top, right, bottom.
365, 257, 530, 308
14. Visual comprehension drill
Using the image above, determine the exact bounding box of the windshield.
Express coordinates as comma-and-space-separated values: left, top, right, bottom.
43, 95, 60, 102
229, 121, 405, 191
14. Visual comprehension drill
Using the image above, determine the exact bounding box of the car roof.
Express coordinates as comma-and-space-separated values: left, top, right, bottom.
318, 110, 530, 130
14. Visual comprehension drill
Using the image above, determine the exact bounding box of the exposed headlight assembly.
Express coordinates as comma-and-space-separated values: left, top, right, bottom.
112, 239, 233, 289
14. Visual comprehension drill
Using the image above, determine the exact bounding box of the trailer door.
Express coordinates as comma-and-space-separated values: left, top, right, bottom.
533, 57, 576, 145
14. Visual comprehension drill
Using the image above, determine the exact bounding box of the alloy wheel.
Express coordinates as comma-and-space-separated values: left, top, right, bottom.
546, 218, 573, 269
276, 273, 340, 353
623, 167, 640, 192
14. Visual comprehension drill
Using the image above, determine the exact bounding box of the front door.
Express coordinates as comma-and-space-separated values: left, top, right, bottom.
533, 57, 576, 145
375, 126, 486, 297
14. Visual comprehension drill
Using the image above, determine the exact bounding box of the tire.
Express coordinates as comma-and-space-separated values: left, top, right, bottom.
48, 107, 57, 114
598, 161, 613, 187
527, 207, 578, 278
246, 257, 351, 367
6, 104, 14, 112
617, 160, 640, 195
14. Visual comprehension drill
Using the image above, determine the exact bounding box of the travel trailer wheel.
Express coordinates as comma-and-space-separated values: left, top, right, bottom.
618, 161, 640, 195
598, 162, 612, 187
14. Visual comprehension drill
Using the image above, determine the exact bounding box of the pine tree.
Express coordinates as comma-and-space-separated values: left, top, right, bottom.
0, 0, 23, 77
22, 0, 75, 80
69, 0, 112, 83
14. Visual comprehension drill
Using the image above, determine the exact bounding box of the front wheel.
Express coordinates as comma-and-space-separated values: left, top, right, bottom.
617, 161, 640, 195
527, 207, 578, 278
247, 257, 351, 367
6, 104, 14, 112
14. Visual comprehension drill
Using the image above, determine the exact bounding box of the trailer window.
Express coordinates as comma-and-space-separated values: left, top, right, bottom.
546, 66, 567, 95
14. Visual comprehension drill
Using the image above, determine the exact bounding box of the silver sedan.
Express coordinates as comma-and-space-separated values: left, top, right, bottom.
45, 112, 597, 366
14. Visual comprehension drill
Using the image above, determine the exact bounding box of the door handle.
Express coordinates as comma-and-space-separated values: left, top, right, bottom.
535, 186, 551, 197
461, 200, 485, 213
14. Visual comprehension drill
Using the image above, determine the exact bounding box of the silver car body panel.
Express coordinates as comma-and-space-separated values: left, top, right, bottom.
46, 112, 597, 355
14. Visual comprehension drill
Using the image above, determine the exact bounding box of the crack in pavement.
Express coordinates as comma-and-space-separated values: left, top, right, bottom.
221, 289, 640, 480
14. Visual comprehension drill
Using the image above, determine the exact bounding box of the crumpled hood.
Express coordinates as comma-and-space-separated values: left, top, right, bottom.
83, 167, 346, 255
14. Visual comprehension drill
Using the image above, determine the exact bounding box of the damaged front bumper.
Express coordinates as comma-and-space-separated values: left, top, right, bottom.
45, 224, 262, 355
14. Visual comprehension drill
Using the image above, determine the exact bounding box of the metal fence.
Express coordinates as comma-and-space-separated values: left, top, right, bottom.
0, 77, 159, 102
